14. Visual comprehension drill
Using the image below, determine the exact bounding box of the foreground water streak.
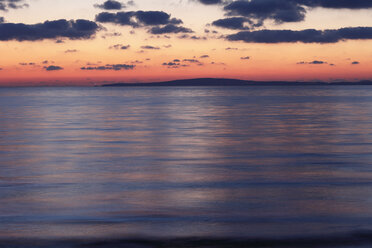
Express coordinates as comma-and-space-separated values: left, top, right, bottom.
1, 86, 372, 246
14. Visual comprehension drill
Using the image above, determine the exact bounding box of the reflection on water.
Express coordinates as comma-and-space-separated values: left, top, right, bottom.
1, 86, 372, 243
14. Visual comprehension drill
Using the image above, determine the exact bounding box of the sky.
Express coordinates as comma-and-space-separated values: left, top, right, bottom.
0, 0, 372, 86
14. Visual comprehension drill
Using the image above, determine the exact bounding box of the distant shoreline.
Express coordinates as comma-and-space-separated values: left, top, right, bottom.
1, 78, 372, 87
101, 78, 372, 87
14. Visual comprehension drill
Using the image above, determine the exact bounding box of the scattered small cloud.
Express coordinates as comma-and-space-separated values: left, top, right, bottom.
44, 65, 63, 71
129, 60, 143, 64
183, 59, 201, 63
65, 49, 78, 53
178, 34, 207, 40
225, 47, 238, 50
211, 62, 226, 66
109, 44, 130, 50
81, 64, 135, 70
297, 60, 329, 65
95, 0, 125, 10
141, 45, 160, 50
19, 62, 36, 66
101, 32, 122, 38
162, 61, 189, 69
127, 0, 135, 6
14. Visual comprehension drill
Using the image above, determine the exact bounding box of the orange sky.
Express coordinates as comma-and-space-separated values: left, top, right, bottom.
0, 0, 371, 86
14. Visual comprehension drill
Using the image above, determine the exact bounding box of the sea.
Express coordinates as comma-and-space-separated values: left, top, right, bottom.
1, 85, 372, 247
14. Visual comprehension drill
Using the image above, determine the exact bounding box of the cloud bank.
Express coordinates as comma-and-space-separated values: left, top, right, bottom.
96, 10, 193, 34
0, 19, 99, 41
227, 27, 372, 43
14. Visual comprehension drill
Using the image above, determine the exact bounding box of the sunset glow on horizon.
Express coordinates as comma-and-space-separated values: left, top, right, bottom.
0, 0, 372, 86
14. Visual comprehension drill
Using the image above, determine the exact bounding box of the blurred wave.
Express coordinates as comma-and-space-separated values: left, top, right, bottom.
1, 86, 372, 245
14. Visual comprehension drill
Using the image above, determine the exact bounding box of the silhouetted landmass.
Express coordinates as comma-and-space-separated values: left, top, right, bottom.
101, 78, 372, 87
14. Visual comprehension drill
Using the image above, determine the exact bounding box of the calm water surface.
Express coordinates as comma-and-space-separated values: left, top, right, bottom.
1, 86, 372, 246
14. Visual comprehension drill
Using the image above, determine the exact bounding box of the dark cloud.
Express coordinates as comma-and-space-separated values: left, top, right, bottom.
200, 55, 209, 58
149, 24, 193, 34
81, 64, 135, 70
309, 60, 326, 64
109, 44, 130, 49
0, 17, 4, 23
212, 17, 252, 30
220, 0, 372, 29
141, 45, 160, 50
96, 11, 181, 27
226, 27, 372, 43
224, 0, 305, 26
96, 10, 191, 35
298, 0, 372, 9
96, 11, 135, 26
136, 11, 182, 25
44, 65, 63, 71
95, 0, 124, 10
0, 19, 99, 41
0, 0, 28, 12
351, 61, 360, 65
241, 56, 250, 60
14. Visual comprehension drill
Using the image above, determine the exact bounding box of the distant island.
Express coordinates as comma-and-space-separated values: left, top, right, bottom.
101, 78, 372, 87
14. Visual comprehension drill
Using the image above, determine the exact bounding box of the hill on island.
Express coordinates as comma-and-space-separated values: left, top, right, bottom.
101, 78, 372, 87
